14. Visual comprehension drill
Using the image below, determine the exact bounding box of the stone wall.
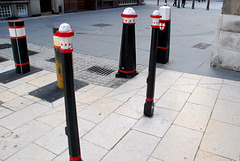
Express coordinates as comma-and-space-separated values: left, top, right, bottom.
210, 0, 240, 72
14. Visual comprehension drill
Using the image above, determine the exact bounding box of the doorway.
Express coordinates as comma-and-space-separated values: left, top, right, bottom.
77, 0, 85, 9
97, 0, 102, 8
40, 0, 52, 12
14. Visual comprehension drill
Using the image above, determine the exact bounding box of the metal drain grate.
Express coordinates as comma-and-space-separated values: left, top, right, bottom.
91, 23, 112, 27
46, 57, 55, 63
0, 43, 12, 50
193, 43, 211, 49
87, 66, 114, 76
28, 50, 39, 56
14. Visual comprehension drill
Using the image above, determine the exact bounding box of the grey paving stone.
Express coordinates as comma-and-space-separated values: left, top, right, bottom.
0, 120, 52, 160
200, 120, 240, 160
152, 125, 203, 161
102, 130, 160, 161
5, 143, 56, 161
83, 113, 137, 150
133, 107, 178, 137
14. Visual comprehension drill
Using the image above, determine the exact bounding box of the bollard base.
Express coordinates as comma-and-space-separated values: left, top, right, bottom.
70, 155, 82, 161
157, 49, 169, 64
116, 70, 138, 79
16, 64, 30, 74
144, 100, 154, 117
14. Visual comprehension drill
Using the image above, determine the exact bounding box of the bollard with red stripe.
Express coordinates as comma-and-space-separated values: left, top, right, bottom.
157, 3, 171, 64
116, 7, 138, 78
8, 20, 30, 74
56, 23, 82, 161
144, 10, 161, 117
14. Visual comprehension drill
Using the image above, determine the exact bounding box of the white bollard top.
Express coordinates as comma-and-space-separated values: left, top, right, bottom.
121, 7, 137, 24
151, 10, 161, 28
56, 23, 74, 53
122, 7, 137, 15
159, 3, 171, 21
59, 23, 72, 32
151, 10, 161, 17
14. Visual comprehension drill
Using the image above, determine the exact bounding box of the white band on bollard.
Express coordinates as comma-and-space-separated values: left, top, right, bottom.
121, 7, 138, 25
151, 10, 161, 28
9, 26, 26, 39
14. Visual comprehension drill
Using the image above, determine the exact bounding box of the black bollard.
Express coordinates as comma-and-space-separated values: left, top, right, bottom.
157, 4, 171, 64
177, 0, 180, 8
144, 10, 161, 117
8, 20, 30, 74
56, 23, 82, 161
192, 0, 195, 9
53, 26, 64, 89
116, 7, 138, 78
206, 0, 210, 10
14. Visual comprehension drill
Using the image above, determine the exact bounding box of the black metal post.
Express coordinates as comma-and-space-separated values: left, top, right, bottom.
177, 0, 180, 8
62, 52, 81, 161
144, 11, 161, 117
8, 20, 30, 74
157, 0, 160, 5
57, 23, 82, 161
192, 0, 195, 9
116, 7, 138, 78
206, 0, 210, 10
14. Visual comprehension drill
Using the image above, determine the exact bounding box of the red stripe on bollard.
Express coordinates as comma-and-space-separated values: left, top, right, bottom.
10, 36, 26, 39
8, 25, 25, 29
146, 98, 154, 101
15, 61, 30, 66
121, 13, 138, 18
70, 155, 81, 161
118, 69, 136, 74
157, 46, 169, 49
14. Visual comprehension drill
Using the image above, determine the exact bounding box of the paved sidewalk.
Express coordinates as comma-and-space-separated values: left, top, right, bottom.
0, 60, 240, 161
1, 0, 240, 160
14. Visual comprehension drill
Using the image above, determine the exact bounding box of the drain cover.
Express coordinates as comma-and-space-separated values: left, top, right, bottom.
46, 57, 55, 63
87, 66, 114, 76
193, 43, 211, 49
28, 50, 39, 56
0, 43, 12, 50
91, 23, 112, 27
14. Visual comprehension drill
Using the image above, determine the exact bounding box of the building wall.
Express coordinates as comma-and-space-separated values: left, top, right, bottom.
211, 0, 240, 72
0, 0, 144, 19
0, 0, 30, 18
29, 0, 41, 16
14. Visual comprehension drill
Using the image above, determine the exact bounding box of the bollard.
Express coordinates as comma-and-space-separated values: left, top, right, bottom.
116, 7, 138, 78
206, 0, 210, 10
177, 0, 180, 8
56, 23, 82, 161
144, 10, 161, 117
53, 26, 64, 89
157, 3, 171, 64
192, 0, 195, 9
8, 20, 30, 74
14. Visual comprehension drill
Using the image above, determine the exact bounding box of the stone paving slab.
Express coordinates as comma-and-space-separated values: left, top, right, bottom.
0, 66, 239, 161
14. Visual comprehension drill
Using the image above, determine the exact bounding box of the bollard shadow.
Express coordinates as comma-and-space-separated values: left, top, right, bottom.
0, 66, 42, 84
29, 80, 88, 103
